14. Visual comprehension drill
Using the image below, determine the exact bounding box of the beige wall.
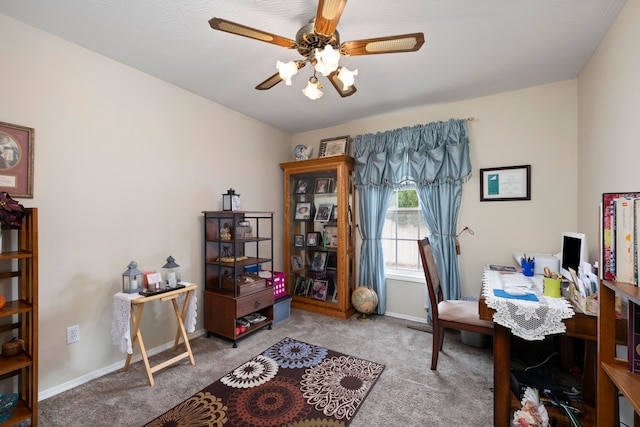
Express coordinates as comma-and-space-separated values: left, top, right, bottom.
293, 80, 578, 321
0, 14, 291, 396
578, 0, 640, 258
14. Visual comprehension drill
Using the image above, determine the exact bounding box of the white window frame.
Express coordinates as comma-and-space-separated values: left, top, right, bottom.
382, 186, 429, 281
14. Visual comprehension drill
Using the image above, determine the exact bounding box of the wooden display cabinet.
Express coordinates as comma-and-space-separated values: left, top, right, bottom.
0, 208, 38, 426
202, 211, 274, 347
280, 155, 356, 319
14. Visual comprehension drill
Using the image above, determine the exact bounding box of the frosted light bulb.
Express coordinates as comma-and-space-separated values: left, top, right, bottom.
314, 45, 340, 76
337, 67, 358, 89
276, 60, 298, 85
302, 79, 323, 100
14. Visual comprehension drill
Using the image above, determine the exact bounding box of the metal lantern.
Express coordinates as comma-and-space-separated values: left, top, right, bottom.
122, 261, 143, 294
162, 255, 181, 288
222, 188, 241, 211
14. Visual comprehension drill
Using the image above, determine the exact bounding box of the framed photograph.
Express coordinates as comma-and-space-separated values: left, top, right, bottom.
314, 203, 333, 222
146, 272, 162, 290
480, 165, 531, 201
326, 251, 337, 271
310, 251, 328, 272
143, 270, 156, 286
326, 276, 335, 297
311, 279, 328, 300
306, 231, 321, 247
319, 135, 350, 158
291, 255, 304, 271
0, 121, 35, 198
294, 178, 312, 194
324, 225, 338, 248
330, 205, 338, 221
294, 276, 310, 297
314, 178, 331, 194
295, 202, 312, 220
294, 234, 305, 247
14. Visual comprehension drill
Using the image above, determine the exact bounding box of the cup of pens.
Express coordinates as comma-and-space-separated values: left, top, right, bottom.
521, 256, 535, 277
543, 267, 562, 298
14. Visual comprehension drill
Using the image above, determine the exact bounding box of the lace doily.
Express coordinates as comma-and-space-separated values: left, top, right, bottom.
179, 291, 198, 334
482, 269, 574, 341
111, 285, 198, 354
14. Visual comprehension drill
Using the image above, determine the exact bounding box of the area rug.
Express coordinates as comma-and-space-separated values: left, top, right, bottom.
144, 337, 385, 427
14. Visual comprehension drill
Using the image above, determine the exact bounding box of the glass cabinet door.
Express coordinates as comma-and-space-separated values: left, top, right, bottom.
281, 155, 355, 319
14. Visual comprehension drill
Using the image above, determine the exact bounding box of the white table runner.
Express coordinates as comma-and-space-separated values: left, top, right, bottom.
482, 268, 575, 341
111, 285, 198, 354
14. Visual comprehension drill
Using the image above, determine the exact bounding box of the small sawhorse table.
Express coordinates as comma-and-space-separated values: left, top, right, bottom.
123, 283, 197, 386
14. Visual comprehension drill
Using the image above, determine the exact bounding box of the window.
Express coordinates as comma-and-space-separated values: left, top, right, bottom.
382, 186, 429, 275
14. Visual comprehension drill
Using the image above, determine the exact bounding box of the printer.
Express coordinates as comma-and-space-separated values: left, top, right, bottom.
512, 252, 560, 275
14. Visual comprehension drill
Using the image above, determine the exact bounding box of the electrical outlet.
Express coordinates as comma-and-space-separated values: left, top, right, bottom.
66, 325, 80, 344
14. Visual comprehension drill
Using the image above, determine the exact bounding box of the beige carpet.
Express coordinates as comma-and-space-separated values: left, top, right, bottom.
37, 309, 494, 426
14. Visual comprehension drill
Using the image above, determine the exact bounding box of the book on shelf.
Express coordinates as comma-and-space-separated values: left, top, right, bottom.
602, 193, 618, 281
629, 300, 640, 373
636, 199, 640, 285
615, 198, 635, 284
602, 192, 640, 283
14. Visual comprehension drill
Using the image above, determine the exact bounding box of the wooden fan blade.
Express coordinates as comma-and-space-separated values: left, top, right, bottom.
314, 0, 348, 36
328, 71, 357, 97
209, 17, 296, 49
340, 33, 425, 56
256, 61, 307, 90
256, 72, 284, 90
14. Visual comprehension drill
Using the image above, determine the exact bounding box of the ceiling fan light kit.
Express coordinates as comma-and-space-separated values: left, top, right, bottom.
209, 0, 424, 100
303, 74, 324, 100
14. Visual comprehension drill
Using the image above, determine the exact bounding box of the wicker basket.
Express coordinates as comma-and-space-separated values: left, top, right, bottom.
0, 393, 18, 422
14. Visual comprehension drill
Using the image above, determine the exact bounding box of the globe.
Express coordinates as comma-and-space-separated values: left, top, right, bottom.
351, 286, 379, 321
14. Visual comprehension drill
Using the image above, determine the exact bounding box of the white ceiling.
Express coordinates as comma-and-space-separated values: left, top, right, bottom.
0, 0, 627, 134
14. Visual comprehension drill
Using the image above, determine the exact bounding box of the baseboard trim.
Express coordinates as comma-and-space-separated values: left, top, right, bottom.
383, 311, 428, 324
38, 329, 207, 401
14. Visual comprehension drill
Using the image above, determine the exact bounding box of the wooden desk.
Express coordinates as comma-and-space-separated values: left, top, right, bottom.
479, 293, 626, 427
123, 284, 197, 386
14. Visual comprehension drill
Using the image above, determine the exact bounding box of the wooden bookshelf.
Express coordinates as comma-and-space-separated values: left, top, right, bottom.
597, 279, 640, 426
0, 208, 38, 426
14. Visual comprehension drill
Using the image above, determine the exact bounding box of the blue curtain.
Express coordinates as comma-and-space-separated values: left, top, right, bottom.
354, 118, 471, 314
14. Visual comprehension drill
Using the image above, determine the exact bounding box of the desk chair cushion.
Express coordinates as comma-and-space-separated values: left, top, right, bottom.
438, 300, 494, 329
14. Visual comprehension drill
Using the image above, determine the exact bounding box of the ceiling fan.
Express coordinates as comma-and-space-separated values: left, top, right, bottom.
209, 0, 425, 99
